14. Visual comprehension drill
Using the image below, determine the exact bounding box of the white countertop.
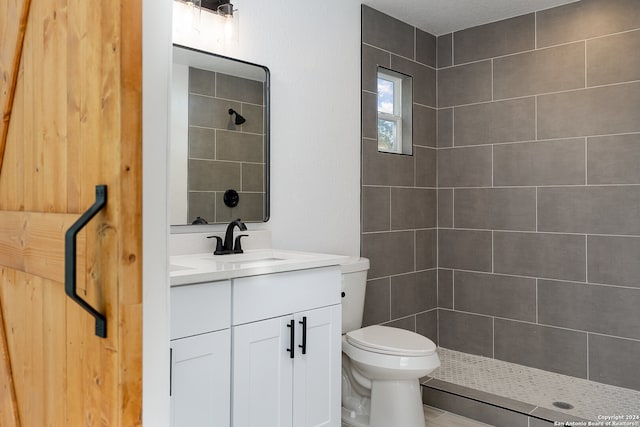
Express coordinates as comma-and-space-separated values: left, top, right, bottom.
170, 249, 349, 286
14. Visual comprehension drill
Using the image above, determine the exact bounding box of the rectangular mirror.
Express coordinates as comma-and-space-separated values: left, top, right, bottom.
170, 44, 270, 226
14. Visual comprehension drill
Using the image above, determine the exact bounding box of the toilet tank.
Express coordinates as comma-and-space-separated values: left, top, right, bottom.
340, 257, 370, 334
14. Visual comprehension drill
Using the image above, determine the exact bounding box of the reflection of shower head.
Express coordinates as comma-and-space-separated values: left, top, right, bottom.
228, 108, 246, 125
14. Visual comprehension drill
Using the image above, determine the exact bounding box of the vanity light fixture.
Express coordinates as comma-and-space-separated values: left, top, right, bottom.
228, 108, 246, 125
201, 0, 234, 17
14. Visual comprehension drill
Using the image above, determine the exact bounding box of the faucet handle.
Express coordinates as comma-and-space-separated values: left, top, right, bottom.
207, 235, 224, 254
233, 234, 248, 254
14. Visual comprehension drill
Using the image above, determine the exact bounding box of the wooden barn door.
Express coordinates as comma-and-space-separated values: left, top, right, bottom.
0, 0, 143, 426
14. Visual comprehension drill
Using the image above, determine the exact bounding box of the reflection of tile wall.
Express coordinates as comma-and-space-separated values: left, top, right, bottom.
436, 0, 640, 391
187, 67, 265, 224
360, 6, 438, 343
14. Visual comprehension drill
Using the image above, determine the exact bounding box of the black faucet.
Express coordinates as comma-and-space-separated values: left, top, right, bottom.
207, 218, 247, 255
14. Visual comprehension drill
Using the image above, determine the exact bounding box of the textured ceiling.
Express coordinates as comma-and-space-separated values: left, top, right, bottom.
360, 0, 580, 35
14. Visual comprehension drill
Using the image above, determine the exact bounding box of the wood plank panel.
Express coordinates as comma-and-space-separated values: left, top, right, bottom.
0, 211, 83, 283
0, 0, 31, 175
0, 268, 20, 427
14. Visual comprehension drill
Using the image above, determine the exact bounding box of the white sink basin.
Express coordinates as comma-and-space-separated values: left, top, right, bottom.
170, 249, 348, 286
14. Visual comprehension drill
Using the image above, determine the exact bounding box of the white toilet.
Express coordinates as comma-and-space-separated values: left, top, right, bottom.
340, 257, 440, 427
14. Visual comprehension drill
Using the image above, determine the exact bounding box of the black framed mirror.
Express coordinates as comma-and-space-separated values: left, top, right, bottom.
170, 44, 270, 226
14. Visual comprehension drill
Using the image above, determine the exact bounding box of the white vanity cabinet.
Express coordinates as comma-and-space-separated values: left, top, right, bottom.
231, 267, 342, 427
170, 280, 231, 427
169, 259, 343, 427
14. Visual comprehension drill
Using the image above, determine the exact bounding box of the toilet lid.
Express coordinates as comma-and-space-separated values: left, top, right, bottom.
346, 325, 437, 357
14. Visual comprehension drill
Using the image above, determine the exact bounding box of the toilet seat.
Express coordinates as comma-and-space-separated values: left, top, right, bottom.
346, 325, 436, 357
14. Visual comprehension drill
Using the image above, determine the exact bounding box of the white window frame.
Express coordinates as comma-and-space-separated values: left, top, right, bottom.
377, 67, 413, 156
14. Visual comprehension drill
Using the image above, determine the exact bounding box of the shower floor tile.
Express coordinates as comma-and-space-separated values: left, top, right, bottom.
424, 347, 640, 422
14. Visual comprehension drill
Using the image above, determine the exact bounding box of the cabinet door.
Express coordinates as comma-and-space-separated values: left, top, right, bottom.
233, 316, 294, 427
293, 305, 342, 427
171, 330, 231, 427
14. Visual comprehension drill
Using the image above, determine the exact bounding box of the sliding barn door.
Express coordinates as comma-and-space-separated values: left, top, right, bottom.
0, 0, 142, 425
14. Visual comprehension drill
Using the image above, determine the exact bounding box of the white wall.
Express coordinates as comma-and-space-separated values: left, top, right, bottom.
172, 0, 362, 256
143, 0, 172, 425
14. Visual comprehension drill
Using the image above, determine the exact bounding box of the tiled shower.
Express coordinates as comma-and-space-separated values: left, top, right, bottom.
361, 0, 640, 421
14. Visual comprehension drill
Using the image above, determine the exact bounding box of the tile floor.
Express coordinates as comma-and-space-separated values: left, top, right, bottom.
423, 405, 491, 426
429, 348, 640, 421
341, 405, 490, 427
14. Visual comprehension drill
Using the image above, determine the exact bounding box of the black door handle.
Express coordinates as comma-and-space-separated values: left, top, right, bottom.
64, 185, 108, 338
298, 316, 307, 355
286, 319, 295, 359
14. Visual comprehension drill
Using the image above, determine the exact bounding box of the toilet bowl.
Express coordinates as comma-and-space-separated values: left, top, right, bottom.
340, 258, 440, 427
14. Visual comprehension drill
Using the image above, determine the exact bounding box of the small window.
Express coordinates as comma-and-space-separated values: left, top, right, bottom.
377, 67, 412, 155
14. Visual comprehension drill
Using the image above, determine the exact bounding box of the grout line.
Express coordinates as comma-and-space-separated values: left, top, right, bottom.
436, 182, 640, 189
437, 227, 640, 240
492, 317, 495, 358
451, 189, 455, 228
452, 270, 455, 310
535, 279, 539, 324
584, 40, 588, 88
586, 333, 590, 380
491, 59, 494, 101
491, 144, 494, 187
584, 137, 588, 185
585, 234, 589, 283
491, 231, 494, 273
534, 96, 538, 140
535, 187, 538, 232
361, 41, 437, 71
436, 131, 640, 149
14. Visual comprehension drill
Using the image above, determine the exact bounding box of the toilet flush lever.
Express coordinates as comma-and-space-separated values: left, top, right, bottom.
298, 316, 307, 355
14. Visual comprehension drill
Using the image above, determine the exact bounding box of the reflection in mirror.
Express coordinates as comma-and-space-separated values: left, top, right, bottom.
170, 44, 270, 226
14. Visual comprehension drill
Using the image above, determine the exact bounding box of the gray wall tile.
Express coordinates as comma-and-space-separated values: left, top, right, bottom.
439, 229, 492, 272
361, 45, 390, 93
216, 73, 263, 105
413, 105, 436, 148
391, 188, 436, 230
436, 108, 453, 148
588, 134, 640, 184
494, 232, 586, 281
437, 146, 492, 188
416, 310, 438, 344
416, 29, 436, 67
362, 186, 390, 232
362, 278, 390, 326
538, 186, 640, 235
438, 269, 453, 309
239, 104, 264, 134
188, 94, 240, 129
391, 270, 437, 318
454, 188, 537, 231
188, 127, 216, 159
587, 29, 640, 86
439, 310, 493, 357
415, 146, 436, 188
437, 61, 492, 108
494, 319, 588, 378
390, 55, 436, 107
423, 387, 529, 427
189, 67, 215, 96
493, 42, 585, 100
241, 163, 263, 192
187, 192, 216, 224
536, 0, 640, 48
188, 159, 240, 191
588, 235, 640, 288
362, 231, 415, 278
216, 130, 263, 162
436, 33, 452, 68
454, 14, 535, 64
416, 229, 437, 271
362, 5, 415, 59
215, 192, 263, 222
537, 82, 640, 139
361, 91, 377, 139
493, 139, 585, 186
454, 97, 536, 146
589, 334, 640, 391
384, 316, 415, 332
438, 189, 453, 228
538, 279, 640, 340
455, 271, 537, 322
362, 140, 415, 186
